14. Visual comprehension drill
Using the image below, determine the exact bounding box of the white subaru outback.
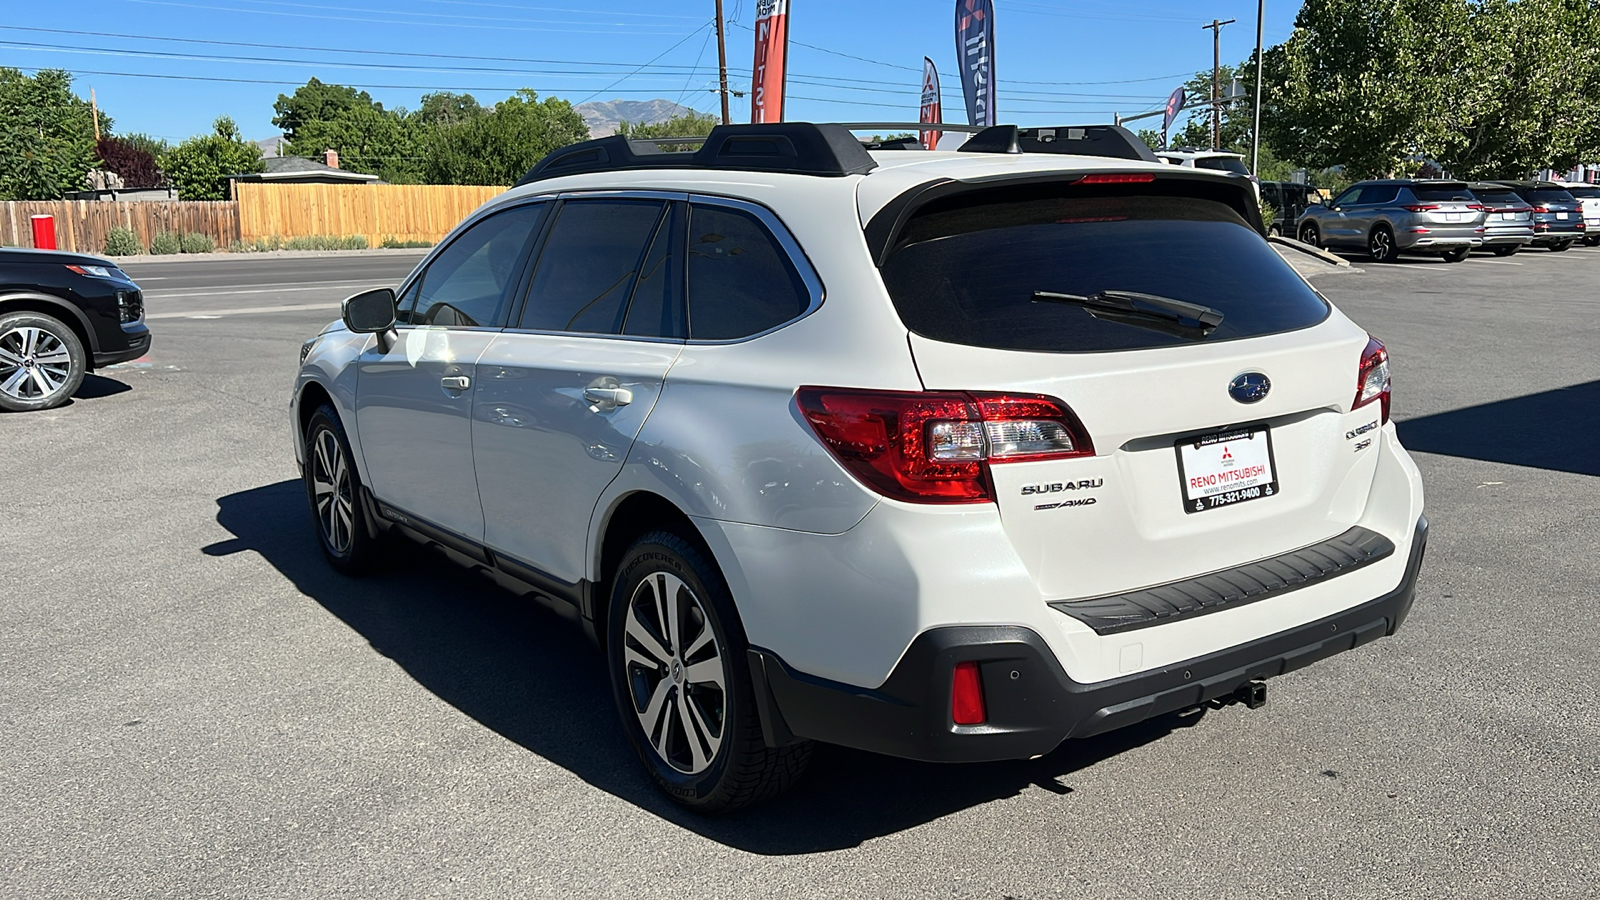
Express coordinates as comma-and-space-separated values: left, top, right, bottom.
292, 123, 1427, 813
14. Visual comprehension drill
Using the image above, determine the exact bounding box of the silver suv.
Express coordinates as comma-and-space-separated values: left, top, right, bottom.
291, 123, 1426, 813
1296, 180, 1486, 263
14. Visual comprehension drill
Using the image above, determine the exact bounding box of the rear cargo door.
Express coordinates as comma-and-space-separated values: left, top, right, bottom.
878, 181, 1383, 600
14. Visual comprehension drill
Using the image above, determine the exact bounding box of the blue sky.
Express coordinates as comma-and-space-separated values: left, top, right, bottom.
7, 0, 1301, 144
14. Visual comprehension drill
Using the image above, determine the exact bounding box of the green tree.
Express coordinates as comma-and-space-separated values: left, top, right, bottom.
1435, 0, 1600, 178
272, 78, 418, 181
1262, 0, 1477, 178
1175, 64, 1253, 151
616, 110, 718, 151
413, 92, 486, 129
423, 90, 588, 185
163, 116, 264, 201
0, 68, 108, 200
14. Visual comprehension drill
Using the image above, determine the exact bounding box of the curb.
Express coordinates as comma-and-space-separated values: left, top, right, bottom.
1268, 235, 1354, 267
109, 247, 434, 264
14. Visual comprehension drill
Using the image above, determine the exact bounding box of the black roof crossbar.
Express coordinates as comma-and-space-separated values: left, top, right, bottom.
958, 124, 1159, 162
516, 122, 878, 185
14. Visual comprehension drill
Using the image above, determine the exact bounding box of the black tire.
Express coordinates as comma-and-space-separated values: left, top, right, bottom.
303, 404, 384, 575
1584, 235, 1599, 247
606, 529, 812, 813
1441, 247, 1470, 263
1297, 222, 1321, 248
1267, 224, 1282, 238
1548, 240, 1572, 252
1368, 226, 1399, 263
1490, 245, 1520, 257
0, 311, 87, 412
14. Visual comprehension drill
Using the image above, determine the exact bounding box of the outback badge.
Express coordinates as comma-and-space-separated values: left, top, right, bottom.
1228, 372, 1271, 404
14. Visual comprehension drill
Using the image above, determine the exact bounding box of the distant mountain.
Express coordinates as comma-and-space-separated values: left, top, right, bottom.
255, 136, 287, 158
576, 99, 697, 137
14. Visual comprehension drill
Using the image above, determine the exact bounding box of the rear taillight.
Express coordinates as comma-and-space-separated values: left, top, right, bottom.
1467, 203, 1486, 210
1354, 336, 1391, 424
1402, 204, 1439, 212
951, 661, 986, 725
1531, 206, 1549, 213
796, 387, 1094, 504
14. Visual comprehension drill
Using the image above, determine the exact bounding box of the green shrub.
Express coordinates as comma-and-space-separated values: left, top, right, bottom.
180, 232, 214, 254
381, 236, 434, 249
103, 226, 141, 256
148, 232, 181, 255
283, 234, 368, 251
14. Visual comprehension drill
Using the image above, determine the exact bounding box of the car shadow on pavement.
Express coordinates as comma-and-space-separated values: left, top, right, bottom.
208, 479, 1206, 854
1397, 379, 1600, 477
74, 373, 133, 400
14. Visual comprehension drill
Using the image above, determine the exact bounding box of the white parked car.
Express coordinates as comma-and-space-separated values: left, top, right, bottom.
292, 123, 1427, 812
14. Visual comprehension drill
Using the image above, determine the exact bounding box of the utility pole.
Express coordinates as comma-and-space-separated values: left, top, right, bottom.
1252, 0, 1264, 175
91, 88, 101, 141
714, 0, 731, 125
1203, 18, 1235, 151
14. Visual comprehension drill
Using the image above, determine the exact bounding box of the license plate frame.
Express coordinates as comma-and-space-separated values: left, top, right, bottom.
1175, 425, 1280, 514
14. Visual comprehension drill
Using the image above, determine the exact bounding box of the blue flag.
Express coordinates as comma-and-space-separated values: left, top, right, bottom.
955, 0, 996, 127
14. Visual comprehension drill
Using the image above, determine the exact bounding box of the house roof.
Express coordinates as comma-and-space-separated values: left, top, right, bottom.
232, 156, 381, 182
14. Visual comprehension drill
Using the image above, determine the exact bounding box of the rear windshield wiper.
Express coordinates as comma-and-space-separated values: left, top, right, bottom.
1032, 289, 1224, 338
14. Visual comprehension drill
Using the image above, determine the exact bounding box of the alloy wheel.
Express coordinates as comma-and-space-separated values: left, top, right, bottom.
1370, 229, 1394, 261
310, 427, 356, 554
621, 571, 727, 775
0, 326, 73, 403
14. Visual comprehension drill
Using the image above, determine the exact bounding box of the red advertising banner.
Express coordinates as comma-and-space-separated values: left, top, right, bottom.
919, 58, 943, 150
750, 0, 790, 123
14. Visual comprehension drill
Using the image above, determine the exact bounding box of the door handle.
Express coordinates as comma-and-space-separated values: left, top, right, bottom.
583, 386, 633, 407
441, 375, 471, 391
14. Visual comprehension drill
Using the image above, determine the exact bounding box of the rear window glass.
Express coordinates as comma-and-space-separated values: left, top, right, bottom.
1530, 189, 1576, 203
1196, 157, 1250, 175
879, 193, 1328, 353
1563, 186, 1600, 199
1473, 190, 1522, 206
1413, 185, 1474, 201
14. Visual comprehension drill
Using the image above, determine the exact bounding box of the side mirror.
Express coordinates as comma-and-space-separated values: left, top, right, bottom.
342, 288, 397, 334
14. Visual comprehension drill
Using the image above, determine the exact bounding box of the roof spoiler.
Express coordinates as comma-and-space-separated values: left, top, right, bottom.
958, 125, 1159, 162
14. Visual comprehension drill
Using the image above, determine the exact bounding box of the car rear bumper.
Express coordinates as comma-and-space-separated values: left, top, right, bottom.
750, 515, 1428, 762
1480, 232, 1533, 246
1400, 235, 1480, 250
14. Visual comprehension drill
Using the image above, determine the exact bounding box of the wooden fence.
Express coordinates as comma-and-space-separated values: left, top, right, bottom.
2, 184, 509, 255
234, 183, 507, 246
1, 200, 240, 254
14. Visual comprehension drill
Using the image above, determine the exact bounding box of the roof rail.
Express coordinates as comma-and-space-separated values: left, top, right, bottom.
958, 125, 1159, 162
516, 122, 878, 185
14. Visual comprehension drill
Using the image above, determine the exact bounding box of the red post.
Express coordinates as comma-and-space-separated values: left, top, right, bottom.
30, 215, 57, 251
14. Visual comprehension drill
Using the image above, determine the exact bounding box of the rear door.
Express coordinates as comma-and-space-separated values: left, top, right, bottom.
471, 195, 684, 585
878, 180, 1380, 599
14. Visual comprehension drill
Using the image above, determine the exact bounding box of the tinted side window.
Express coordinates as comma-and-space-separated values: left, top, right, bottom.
520, 199, 666, 334
395, 277, 423, 325
1356, 185, 1400, 205
1197, 157, 1250, 175
413, 204, 546, 328
1331, 188, 1360, 207
687, 204, 810, 341
621, 202, 686, 339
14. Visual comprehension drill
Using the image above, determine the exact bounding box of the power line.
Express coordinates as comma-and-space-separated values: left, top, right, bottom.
577, 23, 713, 105
124, 0, 691, 35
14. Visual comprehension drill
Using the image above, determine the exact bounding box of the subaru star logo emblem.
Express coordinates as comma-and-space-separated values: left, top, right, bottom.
1228, 372, 1271, 404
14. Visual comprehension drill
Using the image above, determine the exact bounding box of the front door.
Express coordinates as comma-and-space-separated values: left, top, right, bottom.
356, 202, 548, 541
472, 196, 684, 585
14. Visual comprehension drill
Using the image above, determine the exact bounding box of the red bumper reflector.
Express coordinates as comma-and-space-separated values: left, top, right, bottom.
952, 661, 986, 725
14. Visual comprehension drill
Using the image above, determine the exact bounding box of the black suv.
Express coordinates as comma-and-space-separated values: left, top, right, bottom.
0, 248, 150, 411
1488, 181, 1586, 251
1261, 181, 1320, 237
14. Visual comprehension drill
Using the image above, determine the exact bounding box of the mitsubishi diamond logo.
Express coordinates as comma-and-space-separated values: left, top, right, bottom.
1228, 372, 1271, 404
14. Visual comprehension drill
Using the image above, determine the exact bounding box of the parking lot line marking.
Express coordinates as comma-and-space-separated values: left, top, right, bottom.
1475, 260, 1524, 266
147, 302, 340, 319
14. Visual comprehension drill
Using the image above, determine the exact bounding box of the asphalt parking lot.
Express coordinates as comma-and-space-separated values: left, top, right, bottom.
4, 246, 1598, 898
